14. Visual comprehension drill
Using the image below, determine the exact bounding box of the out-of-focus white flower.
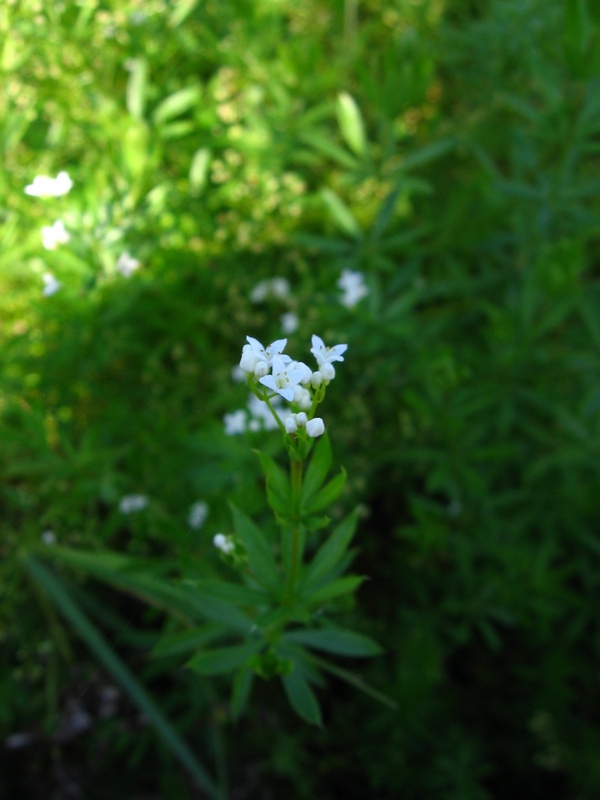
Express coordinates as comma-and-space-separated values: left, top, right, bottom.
41, 530, 56, 545
119, 494, 148, 513
41, 220, 70, 250
280, 311, 299, 334
116, 251, 140, 278
295, 412, 308, 427
25, 171, 73, 198
224, 409, 247, 435
306, 417, 325, 437
188, 501, 209, 529
338, 268, 368, 308
247, 394, 290, 430
310, 335, 347, 367
250, 277, 290, 303
231, 365, 246, 383
259, 356, 306, 402
213, 533, 235, 553
42, 273, 61, 297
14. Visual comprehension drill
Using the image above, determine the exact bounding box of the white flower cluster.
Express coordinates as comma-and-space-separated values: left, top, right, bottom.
25, 171, 73, 198
118, 494, 148, 513
338, 268, 369, 308
235, 334, 347, 438
41, 220, 70, 250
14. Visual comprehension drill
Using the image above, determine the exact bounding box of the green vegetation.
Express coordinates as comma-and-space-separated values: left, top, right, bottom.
2, 0, 600, 797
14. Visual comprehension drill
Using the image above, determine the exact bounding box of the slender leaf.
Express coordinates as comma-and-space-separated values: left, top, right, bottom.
24, 557, 222, 799
321, 189, 362, 238
230, 667, 254, 721
305, 575, 365, 605
230, 505, 281, 594
152, 624, 227, 659
304, 512, 358, 588
282, 666, 322, 726
153, 85, 202, 125
187, 641, 262, 675
301, 433, 332, 509
283, 627, 382, 657
303, 469, 346, 514
336, 91, 367, 157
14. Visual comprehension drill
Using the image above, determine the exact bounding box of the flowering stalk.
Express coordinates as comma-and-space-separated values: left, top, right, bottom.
195, 332, 385, 725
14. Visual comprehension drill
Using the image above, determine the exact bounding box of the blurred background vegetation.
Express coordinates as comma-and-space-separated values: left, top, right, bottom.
2, 0, 600, 797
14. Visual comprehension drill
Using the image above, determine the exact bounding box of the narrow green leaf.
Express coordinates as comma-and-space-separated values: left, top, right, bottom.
152, 624, 227, 659
230, 667, 254, 721
305, 575, 365, 605
188, 580, 268, 608
126, 58, 147, 120
282, 666, 322, 726
230, 505, 281, 594
398, 137, 456, 172
153, 85, 202, 126
187, 641, 262, 675
321, 189, 362, 238
304, 469, 346, 514
298, 131, 360, 170
255, 450, 291, 509
24, 557, 222, 799
190, 147, 211, 193
283, 627, 382, 657
301, 433, 332, 509
336, 91, 367, 157
169, 0, 199, 26
303, 651, 399, 710
304, 513, 358, 588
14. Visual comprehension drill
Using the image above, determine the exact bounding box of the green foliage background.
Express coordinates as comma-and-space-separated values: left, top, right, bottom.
2, 0, 600, 797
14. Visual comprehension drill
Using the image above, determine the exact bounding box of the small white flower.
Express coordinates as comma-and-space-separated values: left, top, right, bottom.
338, 268, 368, 308
245, 336, 291, 366
224, 409, 247, 435
250, 277, 291, 303
306, 417, 325, 437
116, 251, 140, 278
188, 501, 208, 529
42, 272, 61, 297
259, 356, 306, 401
119, 494, 148, 513
213, 533, 235, 553
41, 530, 56, 545
310, 335, 348, 366
285, 415, 298, 434
280, 311, 299, 334
41, 220, 70, 250
25, 170, 73, 198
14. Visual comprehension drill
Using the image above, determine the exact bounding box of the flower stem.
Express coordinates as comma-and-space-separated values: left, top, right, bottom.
285, 459, 304, 599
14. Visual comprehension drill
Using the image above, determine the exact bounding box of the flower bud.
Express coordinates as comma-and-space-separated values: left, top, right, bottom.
321, 363, 335, 382
285, 414, 298, 433
311, 371, 323, 388
239, 350, 256, 373
295, 412, 308, 427
297, 389, 312, 410
306, 417, 325, 437
253, 361, 269, 379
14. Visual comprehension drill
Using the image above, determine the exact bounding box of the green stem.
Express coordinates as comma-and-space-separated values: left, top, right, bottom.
285, 459, 304, 599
